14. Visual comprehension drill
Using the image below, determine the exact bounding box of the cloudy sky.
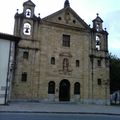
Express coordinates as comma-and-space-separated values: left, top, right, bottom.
0, 0, 120, 57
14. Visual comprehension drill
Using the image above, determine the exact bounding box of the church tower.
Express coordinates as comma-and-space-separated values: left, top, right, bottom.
90, 14, 110, 104
12, 0, 41, 100
92, 13, 108, 51
14, 0, 41, 37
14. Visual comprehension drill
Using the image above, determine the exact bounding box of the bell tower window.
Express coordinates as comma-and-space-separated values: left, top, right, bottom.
23, 23, 31, 35
25, 9, 31, 18
96, 35, 101, 50
96, 23, 100, 31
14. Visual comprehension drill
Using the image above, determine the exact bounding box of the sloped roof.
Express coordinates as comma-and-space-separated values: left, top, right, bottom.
93, 14, 103, 23
0, 32, 20, 41
23, 0, 35, 7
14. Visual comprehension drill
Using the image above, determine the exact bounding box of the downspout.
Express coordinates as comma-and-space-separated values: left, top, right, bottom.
90, 55, 94, 103
90, 30, 94, 104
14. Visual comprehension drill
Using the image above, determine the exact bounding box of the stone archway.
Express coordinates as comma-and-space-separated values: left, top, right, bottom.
59, 79, 70, 101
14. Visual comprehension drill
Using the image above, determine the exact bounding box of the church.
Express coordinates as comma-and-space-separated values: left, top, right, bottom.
11, 0, 110, 105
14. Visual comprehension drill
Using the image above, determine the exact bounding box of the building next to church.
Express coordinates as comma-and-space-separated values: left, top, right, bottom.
11, 0, 110, 105
0, 33, 20, 104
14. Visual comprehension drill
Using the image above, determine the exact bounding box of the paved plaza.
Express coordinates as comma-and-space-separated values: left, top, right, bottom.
0, 102, 120, 115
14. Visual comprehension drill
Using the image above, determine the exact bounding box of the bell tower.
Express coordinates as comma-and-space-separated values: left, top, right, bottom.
23, 0, 35, 18
12, 0, 41, 100
93, 13, 103, 32
92, 13, 108, 52
90, 13, 110, 105
14, 0, 41, 38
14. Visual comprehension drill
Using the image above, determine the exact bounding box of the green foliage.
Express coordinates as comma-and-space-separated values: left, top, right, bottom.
110, 54, 120, 93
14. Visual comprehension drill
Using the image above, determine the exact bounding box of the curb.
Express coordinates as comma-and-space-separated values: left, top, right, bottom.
0, 111, 120, 116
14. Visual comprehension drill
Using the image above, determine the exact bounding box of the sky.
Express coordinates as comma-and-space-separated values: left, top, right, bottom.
0, 0, 120, 58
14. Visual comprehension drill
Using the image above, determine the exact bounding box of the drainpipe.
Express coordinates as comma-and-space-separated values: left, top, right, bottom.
90, 55, 94, 103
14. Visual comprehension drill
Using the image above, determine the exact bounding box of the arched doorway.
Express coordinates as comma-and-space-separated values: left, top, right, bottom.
59, 79, 70, 101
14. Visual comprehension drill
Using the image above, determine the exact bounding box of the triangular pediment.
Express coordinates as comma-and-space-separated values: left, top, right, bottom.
42, 7, 90, 29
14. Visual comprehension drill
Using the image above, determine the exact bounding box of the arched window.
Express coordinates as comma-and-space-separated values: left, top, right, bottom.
51, 57, 55, 65
48, 81, 55, 94
23, 23, 31, 35
74, 82, 80, 94
96, 35, 101, 50
96, 23, 100, 31
63, 58, 69, 70
25, 9, 31, 18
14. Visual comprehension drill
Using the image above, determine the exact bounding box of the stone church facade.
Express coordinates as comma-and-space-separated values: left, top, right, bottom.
12, 0, 110, 104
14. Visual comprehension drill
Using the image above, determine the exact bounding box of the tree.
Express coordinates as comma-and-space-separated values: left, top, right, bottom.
110, 54, 120, 94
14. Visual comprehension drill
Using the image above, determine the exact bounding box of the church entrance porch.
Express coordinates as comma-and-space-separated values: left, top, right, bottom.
59, 79, 70, 101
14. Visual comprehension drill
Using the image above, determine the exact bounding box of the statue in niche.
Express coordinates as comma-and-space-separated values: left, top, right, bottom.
63, 58, 69, 71
64, 10, 71, 23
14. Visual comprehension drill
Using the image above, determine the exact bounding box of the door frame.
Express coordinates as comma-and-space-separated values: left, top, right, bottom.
59, 79, 70, 101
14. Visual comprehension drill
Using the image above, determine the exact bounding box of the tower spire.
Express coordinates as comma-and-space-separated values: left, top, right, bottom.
64, 0, 70, 8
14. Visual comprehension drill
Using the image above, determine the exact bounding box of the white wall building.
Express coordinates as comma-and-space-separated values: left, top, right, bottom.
0, 33, 20, 104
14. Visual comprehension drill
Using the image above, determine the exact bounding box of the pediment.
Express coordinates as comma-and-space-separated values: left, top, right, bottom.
42, 7, 90, 29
